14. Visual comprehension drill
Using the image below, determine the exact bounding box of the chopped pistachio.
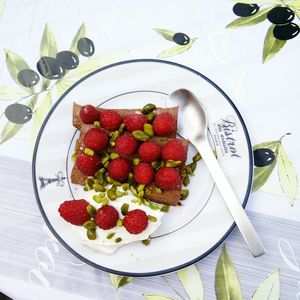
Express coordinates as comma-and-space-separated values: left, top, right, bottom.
109, 140, 115, 147
121, 203, 129, 215
146, 111, 155, 121
118, 123, 125, 133
188, 162, 197, 172
128, 173, 134, 185
86, 204, 96, 217
186, 165, 193, 175
142, 237, 151, 246
131, 198, 142, 205
101, 152, 110, 164
151, 161, 160, 171
115, 190, 123, 197
107, 189, 117, 200
132, 130, 150, 141
137, 184, 145, 192
183, 176, 190, 187
142, 198, 149, 206
93, 183, 105, 192
181, 189, 189, 200
193, 152, 202, 162
116, 219, 123, 227
143, 124, 154, 136
133, 158, 141, 166
93, 121, 101, 127
93, 194, 105, 203
84, 147, 95, 156
155, 187, 162, 194
101, 197, 109, 206
83, 220, 96, 230
149, 202, 160, 210
115, 237, 122, 243
104, 161, 110, 169
110, 153, 119, 159
85, 178, 94, 187
106, 232, 115, 239
124, 191, 128, 195
138, 190, 144, 198
148, 215, 157, 222
87, 229, 96, 240
166, 160, 182, 167
160, 204, 169, 212
145, 187, 152, 196
122, 183, 129, 191
111, 186, 117, 193
71, 152, 77, 161
130, 186, 138, 196
142, 103, 156, 114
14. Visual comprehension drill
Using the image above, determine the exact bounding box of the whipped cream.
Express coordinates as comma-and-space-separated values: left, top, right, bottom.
73, 186, 164, 253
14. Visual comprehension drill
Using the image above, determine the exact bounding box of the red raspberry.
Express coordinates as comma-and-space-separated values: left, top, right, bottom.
138, 141, 161, 162
153, 112, 176, 136
76, 153, 100, 176
108, 157, 131, 182
115, 133, 138, 156
99, 110, 122, 131
79, 105, 99, 124
123, 209, 148, 234
124, 113, 147, 132
58, 199, 90, 226
96, 205, 119, 230
155, 167, 181, 190
133, 162, 154, 185
83, 128, 109, 151
162, 139, 187, 162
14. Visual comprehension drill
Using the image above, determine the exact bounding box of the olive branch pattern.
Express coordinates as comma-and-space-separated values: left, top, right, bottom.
227, 0, 300, 62
0, 23, 127, 145
109, 244, 281, 300
252, 133, 299, 206
153, 29, 198, 58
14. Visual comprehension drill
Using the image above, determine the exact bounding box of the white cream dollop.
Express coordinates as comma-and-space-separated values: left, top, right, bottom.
73, 186, 164, 253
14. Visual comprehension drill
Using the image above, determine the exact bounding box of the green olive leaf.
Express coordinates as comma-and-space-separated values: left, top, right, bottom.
215, 244, 243, 300
144, 295, 175, 300
5, 50, 32, 90
70, 23, 86, 55
263, 25, 286, 63
0, 0, 5, 16
0, 86, 31, 101
177, 265, 204, 300
226, 7, 273, 28
253, 141, 279, 152
109, 274, 133, 291
252, 160, 277, 192
277, 143, 298, 206
32, 91, 52, 143
54, 79, 76, 98
40, 23, 57, 57
0, 94, 38, 144
158, 38, 197, 58
153, 28, 175, 41
66, 50, 128, 79
251, 268, 280, 300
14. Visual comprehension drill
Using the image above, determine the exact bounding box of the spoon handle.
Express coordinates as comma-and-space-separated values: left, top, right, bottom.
196, 138, 265, 257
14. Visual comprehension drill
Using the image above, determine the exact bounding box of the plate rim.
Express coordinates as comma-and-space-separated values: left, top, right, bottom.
32, 58, 253, 277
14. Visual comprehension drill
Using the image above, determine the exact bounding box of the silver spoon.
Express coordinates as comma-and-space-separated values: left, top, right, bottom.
168, 89, 265, 257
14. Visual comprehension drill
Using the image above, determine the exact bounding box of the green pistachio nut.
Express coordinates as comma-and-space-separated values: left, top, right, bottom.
193, 152, 202, 162
83, 220, 96, 230
166, 160, 182, 168
84, 147, 95, 156
143, 124, 154, 137
181, 189, 189, 200
121, 203, 129, 215
146, 111, 156, 121
87, 229, 96, 240
142, 103, 156, 114
86, 204, 96, 217
132, 130, 150, 141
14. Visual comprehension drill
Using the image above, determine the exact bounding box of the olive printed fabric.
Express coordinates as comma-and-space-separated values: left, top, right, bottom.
0, 1, 299, 300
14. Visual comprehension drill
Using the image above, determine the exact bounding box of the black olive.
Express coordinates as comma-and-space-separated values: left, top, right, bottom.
267, 7, 295, 25
273, 23, 300, 40
5, 103, 32, 124
253, 148, 275, 167
172, 32, 190, 45
77, 37, 95, 57
36, 56, 65, 80
56, 51, 79, 70
233, 3, 259, 17
17, 69, 40, 88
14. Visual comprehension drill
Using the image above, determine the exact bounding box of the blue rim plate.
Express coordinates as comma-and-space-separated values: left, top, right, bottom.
32, 59, 253, 277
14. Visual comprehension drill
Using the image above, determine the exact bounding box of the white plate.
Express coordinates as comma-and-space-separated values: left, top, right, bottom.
32, 59, 253, 276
